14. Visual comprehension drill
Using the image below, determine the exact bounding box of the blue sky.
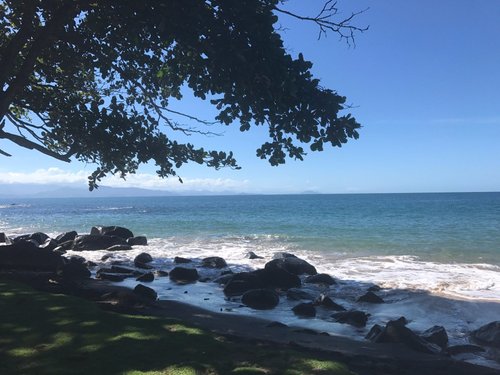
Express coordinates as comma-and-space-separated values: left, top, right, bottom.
1, 0, 499, 194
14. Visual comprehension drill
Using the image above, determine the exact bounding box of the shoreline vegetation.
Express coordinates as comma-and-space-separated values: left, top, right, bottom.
1, 226, 499, 374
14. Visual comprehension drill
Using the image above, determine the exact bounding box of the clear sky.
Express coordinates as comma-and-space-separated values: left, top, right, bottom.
1, 0, 499, 194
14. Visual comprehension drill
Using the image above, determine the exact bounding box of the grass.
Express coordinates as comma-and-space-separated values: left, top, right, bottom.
0, 280, 354, 375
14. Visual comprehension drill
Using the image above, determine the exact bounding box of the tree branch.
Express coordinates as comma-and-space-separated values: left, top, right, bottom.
273, 0, 368, 44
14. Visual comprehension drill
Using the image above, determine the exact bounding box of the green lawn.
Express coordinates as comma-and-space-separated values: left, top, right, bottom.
0, 280, 354, 375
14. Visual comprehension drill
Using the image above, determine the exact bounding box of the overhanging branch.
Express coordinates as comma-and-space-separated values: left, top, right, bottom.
0, 130, 70, 162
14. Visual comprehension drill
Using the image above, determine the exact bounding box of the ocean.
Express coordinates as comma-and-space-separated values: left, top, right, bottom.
1, 192, 499, 366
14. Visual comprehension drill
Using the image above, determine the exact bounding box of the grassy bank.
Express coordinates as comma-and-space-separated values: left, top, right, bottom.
0, 280, 353, 375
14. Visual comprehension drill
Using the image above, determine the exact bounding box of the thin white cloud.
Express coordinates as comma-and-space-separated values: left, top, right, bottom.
0, 167, 249, 192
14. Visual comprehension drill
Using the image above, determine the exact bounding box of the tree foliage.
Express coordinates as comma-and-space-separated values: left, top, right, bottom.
0, 0, 364, 189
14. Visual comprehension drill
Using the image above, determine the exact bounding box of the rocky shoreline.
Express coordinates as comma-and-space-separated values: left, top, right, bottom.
1, 225, 499, 373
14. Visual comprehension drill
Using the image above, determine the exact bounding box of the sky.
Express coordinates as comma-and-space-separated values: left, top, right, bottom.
1, 0, 499, 194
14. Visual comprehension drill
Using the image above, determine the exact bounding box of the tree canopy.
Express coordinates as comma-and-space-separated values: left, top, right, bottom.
0, 0, 364, 189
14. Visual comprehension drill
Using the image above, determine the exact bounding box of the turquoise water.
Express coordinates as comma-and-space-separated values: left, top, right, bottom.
1, 192, 499, 265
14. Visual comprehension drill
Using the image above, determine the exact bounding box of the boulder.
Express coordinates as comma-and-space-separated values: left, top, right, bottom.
169, 267, 199, 283
224, 272, 263, 296
202, 256, 227, 269
59, 258, 91, 280
247, 251, 263, 259
55, 231, 78, 244
26, 232, 50, 245
91, 226, 134, 240
332, 310, 369, 327
136, 272, 154, 282
446, 344, 486, 355
134, 252, 153, 264
315, 294, 346, 311
106, 244, 133, 251
264, 256, 317, 276
365, 324, 384, 341
471, 321, 500, 347
39, 238, 59, 251
241, 289, 279, 310
273, 252, 298, 259
256, 268, 301, 289
96, 272, 128, 282
292, 302, 316, 317
357, 291, 384, 304
367, 318, 441, 354
134, 284, 157, 301
72, 234, 127, 251
127, 236, 148, 246
0, 232, 11, 245
367, 285, 382, 292
0, 242, 64, 271
110, 265, 141, 276
286, 288, 316, 301
305, 273, 336, 285
421, 325, 448, 349
174, 256, 192, 264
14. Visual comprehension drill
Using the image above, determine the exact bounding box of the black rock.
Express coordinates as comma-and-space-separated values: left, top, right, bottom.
446, 344, 486, 355
292, 302, 316, 317
367, 285, 382, 292
256, 268, 301, 289
106, 244, 133, 251
305, 273, 336, 285
267, 321, 288, 328
55, 231, 78, 244
421, 325, 448, 349
272, 252, 297, 259
155, 270, 169, 277
134, 284, 157, 301
247, 251, 263, 259
91, 226, 134, 240
127, 236, 148, 246
28, 232, 50, 245
357, 291, 384, 304
286, 288, 316, 301
169, 267, 199, 283
40, 238, 59, 251
134, 252, 153, 264
368, 318, 441, 354
471, 321, 500, 348
0, 242, 64, 271
174, 256, 192, 264
97, 272, 128, 282
315, 295, 346, 311
365, 324, 384, 341
73, 234, 127, 251
242, 289, 279, 310
136, 272, 154, 282
59, 259, 91, 280
202, 256, 227, 269
224, 272, 263, 296
265, 256, 317, 276
0, 232, 11, 244
332, 310, 369, 327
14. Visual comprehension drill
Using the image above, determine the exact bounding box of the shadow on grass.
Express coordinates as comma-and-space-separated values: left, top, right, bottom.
0, 280, 352, 375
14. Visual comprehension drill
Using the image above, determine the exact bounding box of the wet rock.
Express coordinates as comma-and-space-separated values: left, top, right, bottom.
134, 252, 153, 265
214, 273, 234, 285
265, 256, 317, 276
97, 272, 128, 282
106, 244, 133, 251
247, 251, 263, 259
59, 258, 91, 280
202, 256, 227, 269
40, 238, 59, 251
174, 256, 192, 264
110, 265, 139, 275
315, 294, 346, 311
136, 272, 154, 282
27, 232, 50, 245
134, 284, 157, 301
54, 240, 75, 253
421, 325, 448, 349
292, 302, 316, 317
368, 285, 382, 292
366, 324, 384, 341
256, 268, 301, 289
0, 232, 11, 245
73, 234, 127, 251
101, 254, 113, 261
273, 252, 297, 259
0, 242, 64, 271
169, 267, 199, 283
286, 288, 316, 301
304, 273, 336, 285
224, 272, 263, 296
155, 270, 169, 277
127, 236, 148, 246
357, 291, 384, 304
332, 310, 369, 328
91, 226, 134, 240
446, 344, 486, 355
471, 321, 500, 348
367, 317, 441, 354
267, 321, 288, 328
55, 231, 78, 244
242, 289, 279, 310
